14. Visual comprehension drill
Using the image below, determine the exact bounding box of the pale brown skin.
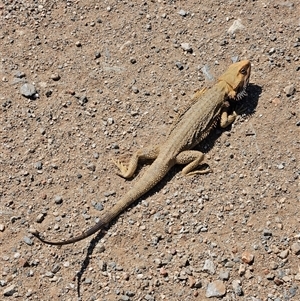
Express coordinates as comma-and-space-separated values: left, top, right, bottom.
32, 60, 251, 245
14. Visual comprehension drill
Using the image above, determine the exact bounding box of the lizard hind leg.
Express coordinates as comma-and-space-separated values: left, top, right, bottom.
175, 150, 211, 176
112, 145, 160, 179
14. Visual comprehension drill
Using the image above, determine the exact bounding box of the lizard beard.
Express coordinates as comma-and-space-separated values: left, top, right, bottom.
236, 77, 249, 101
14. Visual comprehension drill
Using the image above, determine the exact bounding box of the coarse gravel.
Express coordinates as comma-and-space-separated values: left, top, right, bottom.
0, 1, 299, 301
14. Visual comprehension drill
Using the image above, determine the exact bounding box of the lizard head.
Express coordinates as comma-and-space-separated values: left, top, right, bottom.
218, 60, 251, 100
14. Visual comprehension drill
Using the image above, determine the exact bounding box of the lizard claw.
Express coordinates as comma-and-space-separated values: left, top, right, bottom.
234, 104, 248, 116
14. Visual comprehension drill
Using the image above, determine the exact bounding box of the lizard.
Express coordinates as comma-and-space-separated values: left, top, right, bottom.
32, 60, 251, 245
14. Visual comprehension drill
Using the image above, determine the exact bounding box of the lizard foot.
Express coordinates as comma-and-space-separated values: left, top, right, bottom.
185, 165, 212, 176
112, 159, 129, 177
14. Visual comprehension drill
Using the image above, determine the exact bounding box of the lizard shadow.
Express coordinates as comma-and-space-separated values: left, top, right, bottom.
195, 83, 262, 155
75, 83, 262, 296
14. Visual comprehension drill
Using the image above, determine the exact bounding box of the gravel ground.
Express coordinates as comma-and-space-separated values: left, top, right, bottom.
0, 1, 299, 301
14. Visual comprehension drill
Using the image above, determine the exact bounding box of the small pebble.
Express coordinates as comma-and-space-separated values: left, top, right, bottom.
93, 202, 104, 211
194, 280, 202, 288
132, 86, 139, 94
291, 242, 300, 255
119, 295, 129, 301
202, 259, 215, 274
284, 84, 295, 96
144, 295, 155, 301
225, 261, 235, 268
45, 90, 52, 97
175, 62, 184, 70
188, 276, 196, 288
269, 47, 276, 54
154, 258, 162, 267
20, 83, 37, 98
206, 280, 226, 298
232, 279, 243, 296
54, 195, 63, 204
107, 117, 114, 125
274, 278, 284, 285
63, 261, 70, 267
289, 284, 299, 300
82, 213, 91, 220
271, 98, 281, 106
98, 260, 107, 271
23, 237, 33, 246
36, 214, 44, 223
19, 258, 30, 267
228, 19, 245, 34
0, 224, 5, 232
242, 251, 254, 264
39, 128, 46, 135
245, 270, 253, 279
3, 285, 17, 296
181, 43, 193, 53
219, 269, 230, 280
178, 9, 187, 17
238, 264, 246, 276
270, 261, 278, 270
282, 275, 292, 282
87, 163, 96, 171
50, 73, 60, 81
278, 249, 289, 259
231, 56, 239, 63
159, 267, 168, 277
104, 190, 116, 197
130, 57, 136, 64
77, 95, 88, 105
44, 271, 54, 278
266, 273, 275, 280
35, 161, 43, 170
201, 64, 214, 81
277, 163, 285, 170
263, 229, 272, 236
14, 71, 26, 78
51, 264, 61, 274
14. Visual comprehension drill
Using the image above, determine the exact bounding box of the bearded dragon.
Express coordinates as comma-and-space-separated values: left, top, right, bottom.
32, 60, 251, 245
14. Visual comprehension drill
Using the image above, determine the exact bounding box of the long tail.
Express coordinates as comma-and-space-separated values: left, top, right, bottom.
32, 215, 110, 245
32, 158, 171, 245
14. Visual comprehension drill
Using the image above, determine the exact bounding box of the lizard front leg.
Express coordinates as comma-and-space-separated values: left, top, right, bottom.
220, 106, 238, 128
113, 145, 159, 179
220, 101, 248, 128
175, 150, 211, 176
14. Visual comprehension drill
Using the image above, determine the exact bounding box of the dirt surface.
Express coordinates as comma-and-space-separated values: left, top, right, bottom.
0, 1, 299, 301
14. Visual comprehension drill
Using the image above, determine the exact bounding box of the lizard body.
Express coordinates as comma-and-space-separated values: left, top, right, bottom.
33, 60, 251, 245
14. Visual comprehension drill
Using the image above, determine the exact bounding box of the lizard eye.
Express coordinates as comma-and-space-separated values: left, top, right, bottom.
240, 68, 247, 75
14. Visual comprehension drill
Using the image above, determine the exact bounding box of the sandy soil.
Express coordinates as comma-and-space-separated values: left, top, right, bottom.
0, 1, 299, 301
